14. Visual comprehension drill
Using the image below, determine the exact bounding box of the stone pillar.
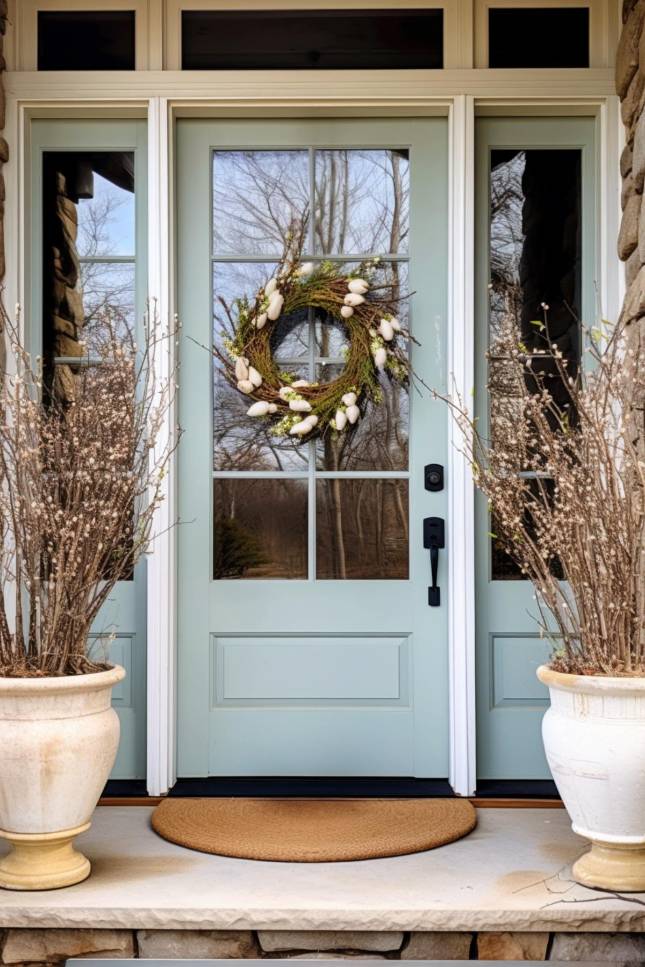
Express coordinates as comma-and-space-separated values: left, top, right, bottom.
618, 0, 645, 314
617, 0, 645, 651
0, 0, 8, 377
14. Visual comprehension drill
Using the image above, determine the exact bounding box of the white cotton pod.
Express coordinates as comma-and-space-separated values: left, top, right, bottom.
248, 366, 263, 388
265, 277, 278, 296
292, 379, 310, 388
235, 357, 249, 381
390, 317, 401, 332
290, 416, 315, 436
297, 262, 314, 277
237, 379, 254, 394
289, 398, 312, 413
255, 312, 268, 330
308, 415, 319, 427
342, 392, 357, 407
346, 404, 360, 424
340, 305, 354, 319
247, 401, 271, 417
378, 319, 394, 342
267, 292, 284, 321
335, 408, 348, 431
373, 346, 387, 369
279, 386, 293, 401
344, 293, 365, 307
348, 278, 369, 295
268, 403, 278, 414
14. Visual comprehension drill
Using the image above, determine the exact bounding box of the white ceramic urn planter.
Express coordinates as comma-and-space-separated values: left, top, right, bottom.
0, 664, 125, 891
538, 665, 645, 892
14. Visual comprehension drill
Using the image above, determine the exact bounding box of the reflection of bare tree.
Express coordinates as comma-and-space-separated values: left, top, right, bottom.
78, 189, 134, 340
317, 479, 408, 579
214, 478, 308, 579
314, 149, 409, 255
213, 150, 310, 254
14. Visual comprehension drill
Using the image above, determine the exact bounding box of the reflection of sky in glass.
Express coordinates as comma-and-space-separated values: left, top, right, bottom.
211, 148, 409, 257
314, 149, 409, 255
212, 150, 309, 256
77, 171, 135, 257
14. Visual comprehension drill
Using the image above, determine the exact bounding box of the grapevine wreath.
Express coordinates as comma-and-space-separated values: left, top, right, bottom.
215, 246, 414, 442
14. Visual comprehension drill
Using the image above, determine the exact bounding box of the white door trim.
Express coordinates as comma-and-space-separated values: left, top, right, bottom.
146, 96, 177, 796
448, 95, 477, 796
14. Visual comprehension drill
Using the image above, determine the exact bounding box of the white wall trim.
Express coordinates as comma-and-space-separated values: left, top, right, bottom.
146, 97, 177, 796
447, 95, 477, 797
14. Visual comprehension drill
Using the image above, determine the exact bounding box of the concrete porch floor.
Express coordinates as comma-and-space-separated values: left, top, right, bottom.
0, 806, 645, 933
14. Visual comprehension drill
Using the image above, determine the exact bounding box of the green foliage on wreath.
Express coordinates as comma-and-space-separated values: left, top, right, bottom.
213, 242, 414, 442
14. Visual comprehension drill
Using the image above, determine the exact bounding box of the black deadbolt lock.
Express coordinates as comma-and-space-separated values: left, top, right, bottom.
424, 463, 444, 492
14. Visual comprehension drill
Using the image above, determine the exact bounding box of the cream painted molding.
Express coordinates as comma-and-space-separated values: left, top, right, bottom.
5, 69, 618, 104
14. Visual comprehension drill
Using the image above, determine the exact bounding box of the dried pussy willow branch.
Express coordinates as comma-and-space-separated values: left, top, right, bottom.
0, 305, 179, 676
439, 316, 645, 676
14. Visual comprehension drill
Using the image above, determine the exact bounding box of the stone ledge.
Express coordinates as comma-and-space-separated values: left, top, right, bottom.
1, 808, 645, 934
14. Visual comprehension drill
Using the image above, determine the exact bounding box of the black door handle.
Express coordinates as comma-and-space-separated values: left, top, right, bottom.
423, 517, 445, 607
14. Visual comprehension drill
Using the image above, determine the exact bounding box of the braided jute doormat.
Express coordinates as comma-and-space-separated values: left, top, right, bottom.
151, 798, 477, 862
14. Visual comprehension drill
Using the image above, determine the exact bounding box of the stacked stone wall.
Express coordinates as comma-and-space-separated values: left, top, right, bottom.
3, 928, 645, 964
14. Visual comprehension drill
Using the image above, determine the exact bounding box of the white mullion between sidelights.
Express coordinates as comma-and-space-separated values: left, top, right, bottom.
146, 96, 176, 797
448, 95, 477, 797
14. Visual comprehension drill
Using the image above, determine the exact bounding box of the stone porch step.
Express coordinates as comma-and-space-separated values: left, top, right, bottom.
1, 806, 645, 963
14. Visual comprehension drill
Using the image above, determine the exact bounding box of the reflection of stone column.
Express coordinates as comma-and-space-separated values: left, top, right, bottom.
43, 165, 87, 402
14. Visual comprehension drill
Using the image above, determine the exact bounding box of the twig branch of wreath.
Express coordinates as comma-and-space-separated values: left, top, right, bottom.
203, 229, 423, 442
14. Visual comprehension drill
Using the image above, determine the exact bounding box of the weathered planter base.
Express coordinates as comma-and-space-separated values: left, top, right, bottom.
0, 823, 91, 891
572, 839, 645, 893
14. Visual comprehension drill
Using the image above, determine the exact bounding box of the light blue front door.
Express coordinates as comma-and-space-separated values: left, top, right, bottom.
176, 118, 449, 777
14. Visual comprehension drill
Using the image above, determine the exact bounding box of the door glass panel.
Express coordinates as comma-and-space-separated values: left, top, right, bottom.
213, 479, 308, 579
315, 364, 409, 472
488, 148, 582, 580
212, 150, 309, 256
79, 262, 136, 352
211, 146, 411, 580
213, 370, 308, 472
314, 149, 410, 255
212, 260, 308, 471
316, 479, 409, 580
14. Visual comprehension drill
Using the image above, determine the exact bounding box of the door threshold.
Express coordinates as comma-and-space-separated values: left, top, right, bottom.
99, 777, 563, 806
168, 777, 455, 798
